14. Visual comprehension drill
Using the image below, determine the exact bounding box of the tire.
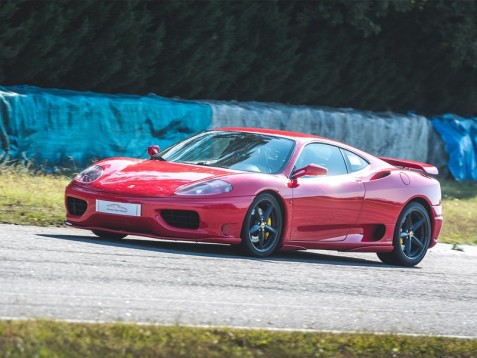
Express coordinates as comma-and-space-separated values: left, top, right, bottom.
92, 230, 127, 240
377, 202, 431, 267
240, 193, 283, 257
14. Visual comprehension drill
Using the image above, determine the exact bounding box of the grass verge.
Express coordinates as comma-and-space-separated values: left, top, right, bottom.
440, 180, 477, 245
0, 165, 69, 226
0, 319, 475, 358
0, 165, 476, 245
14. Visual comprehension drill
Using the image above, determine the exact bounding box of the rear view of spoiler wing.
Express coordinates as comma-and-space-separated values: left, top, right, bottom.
378, 157, 438, 175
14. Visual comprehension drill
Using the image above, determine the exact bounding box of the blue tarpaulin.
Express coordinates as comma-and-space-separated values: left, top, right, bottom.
0, 86, 212, 170
431, 114, 477, 181
1, 85, 475, 181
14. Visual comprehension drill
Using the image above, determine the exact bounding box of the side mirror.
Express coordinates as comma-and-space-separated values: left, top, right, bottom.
291, 164, 328, 179
147, 145, 160, 158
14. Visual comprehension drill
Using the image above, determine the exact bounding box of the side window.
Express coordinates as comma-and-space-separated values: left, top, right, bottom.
343, 149, 369, 172
295, 143, 348, 176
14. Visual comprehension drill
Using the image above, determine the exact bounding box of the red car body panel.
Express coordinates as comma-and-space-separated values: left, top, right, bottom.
65, 127, 443, 255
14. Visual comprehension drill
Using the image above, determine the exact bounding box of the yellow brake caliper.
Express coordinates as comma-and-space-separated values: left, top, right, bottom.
265, 217, 272, 240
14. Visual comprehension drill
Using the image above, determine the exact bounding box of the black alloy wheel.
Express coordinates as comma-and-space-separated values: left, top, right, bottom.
92, 230, 127, 240
377, 202, 431, 267
241, 193, 283, 257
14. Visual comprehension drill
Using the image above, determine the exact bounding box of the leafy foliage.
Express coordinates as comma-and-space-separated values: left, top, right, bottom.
1, 0, 477, 114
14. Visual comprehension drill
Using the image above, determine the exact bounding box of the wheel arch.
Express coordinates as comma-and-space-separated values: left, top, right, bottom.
406, 196, 434, 235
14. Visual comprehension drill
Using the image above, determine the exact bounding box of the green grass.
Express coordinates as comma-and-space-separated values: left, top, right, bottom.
0, 165, 476, 245
0, 165, 69, 226
440, 180, 477, 245
0, 319, 475, 358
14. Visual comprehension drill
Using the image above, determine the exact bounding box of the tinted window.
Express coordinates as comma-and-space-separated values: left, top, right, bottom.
342, 149, 369, 172
159, 130, 295, 174
295, 143, 348, 176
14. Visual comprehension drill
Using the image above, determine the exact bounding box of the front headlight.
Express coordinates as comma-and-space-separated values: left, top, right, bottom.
75, 165, 103, 183
175, 179, 233, 195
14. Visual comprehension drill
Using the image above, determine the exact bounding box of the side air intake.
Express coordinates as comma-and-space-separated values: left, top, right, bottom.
161, 210, 200, 229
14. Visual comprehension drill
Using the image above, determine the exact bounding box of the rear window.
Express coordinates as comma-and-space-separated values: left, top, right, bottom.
343, 149, 369, 172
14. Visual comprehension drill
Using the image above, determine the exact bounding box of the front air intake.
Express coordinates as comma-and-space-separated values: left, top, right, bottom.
161, 210, 200, 229
67, 196, 87, 216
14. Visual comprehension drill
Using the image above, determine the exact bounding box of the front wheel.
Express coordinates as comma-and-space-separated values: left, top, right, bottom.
92, 230, 127, 240
240, 193, 283, 257
377, 202, 431, 267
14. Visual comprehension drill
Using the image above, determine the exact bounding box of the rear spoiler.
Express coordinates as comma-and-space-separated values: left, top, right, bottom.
378, 157, 438, 175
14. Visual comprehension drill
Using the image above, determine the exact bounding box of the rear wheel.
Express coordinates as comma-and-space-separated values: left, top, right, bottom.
92, 230, 127, 240
240, 193, 283, 257
377, 202, 431, 267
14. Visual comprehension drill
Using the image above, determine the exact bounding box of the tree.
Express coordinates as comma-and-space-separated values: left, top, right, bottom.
1, 0, 477, 114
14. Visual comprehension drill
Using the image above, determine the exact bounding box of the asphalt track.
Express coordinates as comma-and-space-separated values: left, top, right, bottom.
1, 223, 476, 338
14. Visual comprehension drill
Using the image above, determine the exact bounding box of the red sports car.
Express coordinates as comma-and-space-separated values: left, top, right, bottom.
65, 128, 443, 266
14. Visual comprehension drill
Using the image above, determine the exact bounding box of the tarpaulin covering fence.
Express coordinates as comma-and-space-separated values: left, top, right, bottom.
0, 85, 475, 180
432, 114, 477, 181
0, 86, 211, 170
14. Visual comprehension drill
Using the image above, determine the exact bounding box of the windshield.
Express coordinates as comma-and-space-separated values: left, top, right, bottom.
159, 130, 296, 174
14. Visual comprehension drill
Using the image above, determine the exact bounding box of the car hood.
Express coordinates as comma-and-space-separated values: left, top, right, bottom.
90, 160, 235, 196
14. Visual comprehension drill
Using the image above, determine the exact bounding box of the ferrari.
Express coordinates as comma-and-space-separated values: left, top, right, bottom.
65, 127, 443, 266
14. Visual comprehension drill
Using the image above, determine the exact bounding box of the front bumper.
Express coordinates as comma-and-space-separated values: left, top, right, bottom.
65, 185, 253, 244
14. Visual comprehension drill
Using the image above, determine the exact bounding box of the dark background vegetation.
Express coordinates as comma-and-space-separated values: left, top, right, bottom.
1, 0, 476, 115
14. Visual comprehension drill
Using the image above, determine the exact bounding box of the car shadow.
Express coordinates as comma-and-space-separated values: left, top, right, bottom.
37, 233, 403, 268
